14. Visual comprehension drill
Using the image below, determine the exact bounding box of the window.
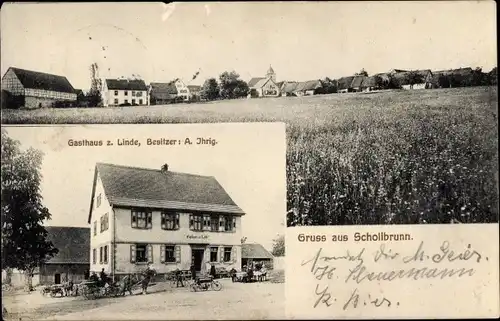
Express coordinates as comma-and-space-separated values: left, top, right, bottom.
104, 245, 108, 264
224, 215, 234, 232
93, 221, 97, 236
210, 215, 219, 232
124, 91, 128, 96
92, 248, 96, 264
161, 212, 179, 230
210, 247, 218, 262
96, 194, 101, 208
131, 210, 152, 229
99, 247, 103, 264
114, 90, 118, 95
189, 214, 203, 231
124, 99, 128, 104
139, 99, 143, 105
203, 215, 210, 230
130, 244, 152, 263
165, 245, 175, 263
136, 91, 143, 97
132, 99, 136, 105
100, 213, 109, 232
160, 244, 180, 264
131, 91, 135, 96
224, 247, 232, 262
114, 98, 119, 104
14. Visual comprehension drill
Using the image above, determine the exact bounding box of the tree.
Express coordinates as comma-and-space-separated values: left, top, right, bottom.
271, 235, 285, 257
318, 77, 337, 94
1, 129, 58, 291
218, 71, 249, 99
488, 67, 497, 85
355, 68, 368, 77
201, 78, 220, 101
404, 71, 422, 89
88, 63, 103, 107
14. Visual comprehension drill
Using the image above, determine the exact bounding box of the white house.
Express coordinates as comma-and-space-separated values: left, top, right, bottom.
248, 65, 281, 98
87, 163, 244, 280
102, 79, 148, 107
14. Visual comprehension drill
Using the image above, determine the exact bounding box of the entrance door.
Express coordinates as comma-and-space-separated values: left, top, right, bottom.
191, 249, 205, 273
54, 273, 61, 284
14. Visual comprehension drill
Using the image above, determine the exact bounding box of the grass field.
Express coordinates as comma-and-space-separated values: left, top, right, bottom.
2, 87, 498, 225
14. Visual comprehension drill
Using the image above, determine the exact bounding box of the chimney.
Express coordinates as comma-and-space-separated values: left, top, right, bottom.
161, 164, 169, 172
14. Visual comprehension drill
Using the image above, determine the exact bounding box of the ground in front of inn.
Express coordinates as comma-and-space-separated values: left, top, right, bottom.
3, 278, 284, 320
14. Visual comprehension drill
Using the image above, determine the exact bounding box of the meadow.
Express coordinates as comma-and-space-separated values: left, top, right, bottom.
2, 87, 498, 225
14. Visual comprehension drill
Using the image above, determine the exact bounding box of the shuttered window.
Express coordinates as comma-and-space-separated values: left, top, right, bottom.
210, 247, 218, 262
92, 248, 96, 264
210, 215, 219, 231
99, 247, 103, 264
131, 209, 152, 229
131, 244, 150, 263
175, 245, 181, 263
104, 245, 108, 264
218, 247, 224, 263
189, 214, 203, 231
224, 215, 233, 232
223, 247, 232, 262
161, 212, 179, 230
203, 215, 210, 231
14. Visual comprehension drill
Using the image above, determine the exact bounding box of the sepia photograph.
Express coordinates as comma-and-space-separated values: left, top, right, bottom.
0, 2, 497, 228
1, 123, 286, 320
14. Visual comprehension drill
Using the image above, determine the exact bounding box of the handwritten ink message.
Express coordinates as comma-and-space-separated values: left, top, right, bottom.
287, 225, 499, 319
66, 137, 218, 147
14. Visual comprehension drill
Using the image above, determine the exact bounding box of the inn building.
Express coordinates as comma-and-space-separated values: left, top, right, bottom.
88, 163, 244, 280
101, 78, 148, 107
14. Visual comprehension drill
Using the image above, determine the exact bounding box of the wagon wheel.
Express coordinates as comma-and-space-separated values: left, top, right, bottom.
211, 281, 222, 291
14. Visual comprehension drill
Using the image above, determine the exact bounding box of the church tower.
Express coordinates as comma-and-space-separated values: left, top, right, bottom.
266, 65, 276, 82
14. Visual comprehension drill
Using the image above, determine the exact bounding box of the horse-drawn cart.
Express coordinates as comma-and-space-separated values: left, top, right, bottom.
79, 280, 124, 300
40, 284, 65, 297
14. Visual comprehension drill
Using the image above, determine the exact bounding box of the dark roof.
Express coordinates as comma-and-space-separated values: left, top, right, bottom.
45, 227, 90, 264
187, 85, 201, 92
433, 67, 473, 75
350, 76, 366, 88
337, 76, 355, 90
7, 67, 75, 93
393, 70, 432, 86
242, 243, 274, 259
88, 163, 244, 223
150, 82, 178, 100
281, 82, 299, 93
248, 77, 266, 87
361, 76, 377, 87
105, 79, 147, 91
294, 80, 322, 92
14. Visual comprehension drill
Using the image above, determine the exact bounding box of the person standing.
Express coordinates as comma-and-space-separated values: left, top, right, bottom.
175, 268, 184, 288
210, 264, 217, 279
141, 264, 154, 295
190, 263, 197, 284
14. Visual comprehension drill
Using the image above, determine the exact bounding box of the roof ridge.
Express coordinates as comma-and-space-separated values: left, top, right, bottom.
10, 66, 68, 79
44, 226, 89, 229
96, 162, 215, 179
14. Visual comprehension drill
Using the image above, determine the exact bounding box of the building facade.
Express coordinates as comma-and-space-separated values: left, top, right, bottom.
88, 163, 244, 280
102, 79, 148, 107
1, 67, 77, 109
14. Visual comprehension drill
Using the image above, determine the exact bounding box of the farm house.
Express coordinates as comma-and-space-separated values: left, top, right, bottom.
241, 243, 274, 269
280, 82, 299, 97
149, 82, 178, 105
350, 76, 366, 92
337, 76, 355, 93
293, 80, 323, 96
1, 67, 77, 109
2, 227, 90, 287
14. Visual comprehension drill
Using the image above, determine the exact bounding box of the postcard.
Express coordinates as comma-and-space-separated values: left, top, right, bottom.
1, 1, 498, 320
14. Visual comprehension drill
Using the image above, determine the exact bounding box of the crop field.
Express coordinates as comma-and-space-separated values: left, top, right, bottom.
2, 87, 498, 225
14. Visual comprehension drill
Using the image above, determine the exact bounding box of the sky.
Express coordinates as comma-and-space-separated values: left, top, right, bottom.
4, 123, 286, 251
1, 2, 497, 90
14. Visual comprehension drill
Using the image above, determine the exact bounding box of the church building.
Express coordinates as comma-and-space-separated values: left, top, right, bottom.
248, 66, 281, 98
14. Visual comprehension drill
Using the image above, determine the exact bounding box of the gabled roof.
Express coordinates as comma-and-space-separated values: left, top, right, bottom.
44, 226, 90, 264
6, 67, 76, 93
294, 80, 322, 92
105, 79, 147, 91
281, 82, 299, 93
150, 82, 178, 100
248, 77, 266, 88
242, 243, 274, 259
350, 76, 366, 88
361, 76, 377, 87
337, 76, 355, 90
187, 85, 201, 92
88, 163, 244, 223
